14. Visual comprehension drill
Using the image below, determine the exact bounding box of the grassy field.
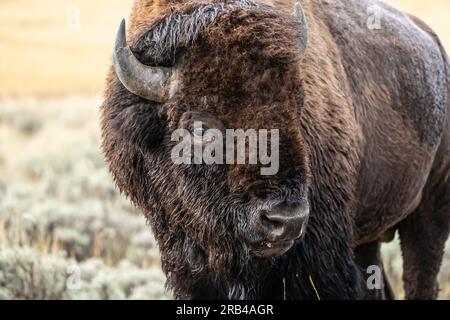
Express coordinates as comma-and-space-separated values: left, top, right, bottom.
0, 97, 169, 299
0, 0, 133, 97
0, 0, 449, 300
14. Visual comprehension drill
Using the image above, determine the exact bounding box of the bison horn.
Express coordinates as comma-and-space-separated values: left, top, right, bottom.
294, 2, 308, 53
113, 19, 173, 103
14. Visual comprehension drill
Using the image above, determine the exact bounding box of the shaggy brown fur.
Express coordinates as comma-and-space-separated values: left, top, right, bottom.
101, 0, 450, 299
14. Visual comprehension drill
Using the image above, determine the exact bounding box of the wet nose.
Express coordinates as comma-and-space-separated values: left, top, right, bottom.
255, 202, 309, 243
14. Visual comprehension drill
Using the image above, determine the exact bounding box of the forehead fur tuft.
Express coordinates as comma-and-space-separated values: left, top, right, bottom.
131, 0, 259, 66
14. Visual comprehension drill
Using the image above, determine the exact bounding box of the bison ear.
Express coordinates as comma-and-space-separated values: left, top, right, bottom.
294, 2, 308, 55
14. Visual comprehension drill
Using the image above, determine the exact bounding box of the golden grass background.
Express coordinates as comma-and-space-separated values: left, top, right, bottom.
0, 0, 449, 299
0, 0, 449, 97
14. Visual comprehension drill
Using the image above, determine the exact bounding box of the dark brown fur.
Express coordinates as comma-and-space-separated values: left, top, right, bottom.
101, 0, 450, 299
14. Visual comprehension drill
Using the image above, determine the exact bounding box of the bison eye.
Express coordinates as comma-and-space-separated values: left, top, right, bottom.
193, 126, 206, 138
192, 126, 216, 145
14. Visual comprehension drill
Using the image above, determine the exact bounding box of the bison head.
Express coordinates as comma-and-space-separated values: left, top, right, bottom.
101, 0, 310, 298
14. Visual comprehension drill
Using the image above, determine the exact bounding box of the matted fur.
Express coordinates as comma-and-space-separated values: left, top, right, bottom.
101, 0, 450, 299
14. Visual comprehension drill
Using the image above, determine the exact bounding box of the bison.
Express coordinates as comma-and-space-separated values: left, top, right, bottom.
100, 0, 450, 299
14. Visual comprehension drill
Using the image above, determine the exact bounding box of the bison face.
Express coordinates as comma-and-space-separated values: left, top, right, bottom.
102, 2, 310, 277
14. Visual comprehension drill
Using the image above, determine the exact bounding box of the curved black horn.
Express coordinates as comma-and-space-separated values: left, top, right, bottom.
112, 19, 173, 103
294, 2, 309, 54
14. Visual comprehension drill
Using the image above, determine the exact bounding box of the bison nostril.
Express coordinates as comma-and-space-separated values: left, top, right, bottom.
260, 211, 283, 228
255, 202, 310, 242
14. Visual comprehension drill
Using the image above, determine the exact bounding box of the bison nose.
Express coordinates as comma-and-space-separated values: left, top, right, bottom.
256, 202, 309, 243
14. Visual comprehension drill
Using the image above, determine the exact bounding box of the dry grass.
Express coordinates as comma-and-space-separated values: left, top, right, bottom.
0, 97, 169, 299
0, 0, 133, 97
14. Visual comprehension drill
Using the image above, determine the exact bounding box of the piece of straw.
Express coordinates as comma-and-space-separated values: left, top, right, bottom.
308, 275, 321, 300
